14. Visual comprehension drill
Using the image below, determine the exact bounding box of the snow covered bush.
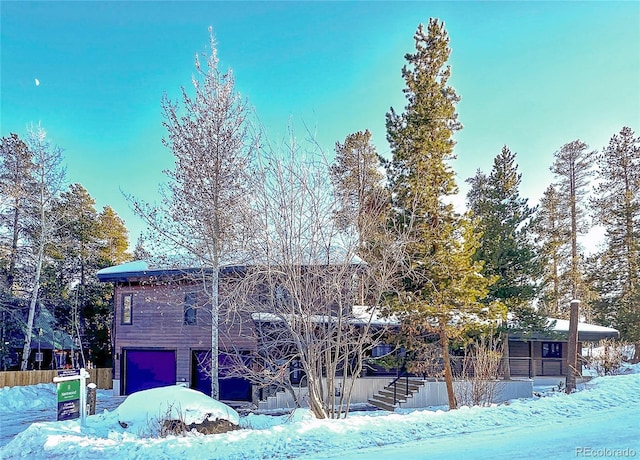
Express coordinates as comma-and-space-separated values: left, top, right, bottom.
116, 385, 240, 437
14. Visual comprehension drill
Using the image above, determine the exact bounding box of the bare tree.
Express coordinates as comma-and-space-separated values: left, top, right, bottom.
216, 133, 402, 419
20, 125, 66, 371
457, 336, 504, 407
128, 28, 258, 398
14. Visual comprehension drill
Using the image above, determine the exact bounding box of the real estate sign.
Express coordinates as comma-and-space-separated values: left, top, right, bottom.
55, 369, 81, 421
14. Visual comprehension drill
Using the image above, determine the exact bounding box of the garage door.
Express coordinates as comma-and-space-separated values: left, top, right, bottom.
191, 350, 252, 401
124, 349, 176, 395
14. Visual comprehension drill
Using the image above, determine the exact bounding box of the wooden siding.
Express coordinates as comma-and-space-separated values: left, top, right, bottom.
113, 277, 257, 385
508, 340, 582, 377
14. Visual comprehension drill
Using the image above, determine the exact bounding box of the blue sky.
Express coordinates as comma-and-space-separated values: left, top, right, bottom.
1, 1, 638, 245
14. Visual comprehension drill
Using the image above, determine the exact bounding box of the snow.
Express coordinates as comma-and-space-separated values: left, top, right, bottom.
549, 317, 619, 334
1, 367, 639, 459
96, 260, 149, 275
117, 385, 240, 434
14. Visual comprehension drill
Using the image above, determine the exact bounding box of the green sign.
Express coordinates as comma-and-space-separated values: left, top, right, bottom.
57, 378, 81, 420
57, 380, 80, 402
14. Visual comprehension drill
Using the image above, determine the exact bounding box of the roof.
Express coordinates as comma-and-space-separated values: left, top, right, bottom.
96, 260, 242, 283
509, 317, 619, 342
251, 305, 396, 327
97, 252, 366, 283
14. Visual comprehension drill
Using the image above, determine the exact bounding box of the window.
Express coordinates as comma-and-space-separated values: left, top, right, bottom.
122, 294, 132, 325
542, 342, 562, 358
372, 344, 393, 358
184, 292, 197, 325
274, 284, 291, 308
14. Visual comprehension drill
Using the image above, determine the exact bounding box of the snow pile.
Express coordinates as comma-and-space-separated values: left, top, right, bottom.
2, 371, 639, 460
0, 383, 57, 413
117, 385, 239, 435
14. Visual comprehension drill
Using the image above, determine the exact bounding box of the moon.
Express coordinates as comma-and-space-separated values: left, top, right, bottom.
35, 78, 40, 86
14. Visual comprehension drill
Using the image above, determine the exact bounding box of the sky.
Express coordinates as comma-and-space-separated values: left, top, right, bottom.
1, 1, 639, 248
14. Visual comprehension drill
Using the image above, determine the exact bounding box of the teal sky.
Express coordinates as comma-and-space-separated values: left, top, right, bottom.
2, 1, 639, 245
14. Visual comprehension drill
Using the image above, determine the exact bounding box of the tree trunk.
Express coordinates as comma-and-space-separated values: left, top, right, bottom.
440, 321, 457, 410
566, 299, 580, 393
501, 332, 511, 380
20, 240, 45, 371
7, 205, 20, 293
307, 374, 327, 419
211, 266, 219, 400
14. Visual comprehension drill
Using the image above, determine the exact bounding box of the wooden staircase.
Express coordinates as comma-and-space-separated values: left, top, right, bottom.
368, 376, 425, 411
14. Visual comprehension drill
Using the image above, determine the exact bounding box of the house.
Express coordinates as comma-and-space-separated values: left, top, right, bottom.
97, 260, 620, 409
97, 261, 250, 397
2, 303, 76, 371
97, 259, 370, 398
506, 318, 619, 378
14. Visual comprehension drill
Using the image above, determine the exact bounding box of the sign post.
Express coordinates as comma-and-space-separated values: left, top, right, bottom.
53, 368, 90, 425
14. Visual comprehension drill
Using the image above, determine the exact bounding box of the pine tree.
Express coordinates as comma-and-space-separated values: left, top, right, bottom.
533, 185, 571, 316
590, 127, 640, 357
0, 133, 35, 369
98, 206, 130, 266
54, 184, 100, 286
330, 130, 388, 255
549, 139, 595, 392
385, 19, 501, 410
0, 133, 35, 294
466, 146, 541, 309
466, 146, 546, 373
550, 140, 595, 300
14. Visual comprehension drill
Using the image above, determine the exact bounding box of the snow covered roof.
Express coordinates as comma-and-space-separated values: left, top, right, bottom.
96, 260, 150, 276
509, 317, 619, 342
97, 252, 365, 283
96, 260, 240, 282
251, 306, 397, 327
548, 318, 619, 341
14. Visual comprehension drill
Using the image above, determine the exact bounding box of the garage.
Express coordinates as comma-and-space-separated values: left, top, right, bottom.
191, 350, 252, 401
123, 349, 176, 395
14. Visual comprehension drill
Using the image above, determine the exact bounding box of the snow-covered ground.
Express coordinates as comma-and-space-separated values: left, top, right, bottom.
1, 366, 639, 460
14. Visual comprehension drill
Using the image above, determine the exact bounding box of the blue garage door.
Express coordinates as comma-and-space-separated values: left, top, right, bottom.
191, 350, 252, 401
124, 349, 176, 395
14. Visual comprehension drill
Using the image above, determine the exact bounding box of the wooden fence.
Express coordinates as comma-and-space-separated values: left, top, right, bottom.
0, 368, 112, 389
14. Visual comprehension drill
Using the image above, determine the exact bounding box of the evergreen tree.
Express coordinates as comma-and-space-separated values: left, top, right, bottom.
466, 146, 541, 309
0, 133, 34, 368
330, 130, 388, 253
0, 133, 35, 295
590, 127, 640, 356
385, 19, 502, 410
54, 184, 101, 286
550, 140, 595, 301
39, 185, 130, 367
533, 185, 571, 316
466, 146, 546, 378
98, 205, 130, 266
549, 139, 595, 392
